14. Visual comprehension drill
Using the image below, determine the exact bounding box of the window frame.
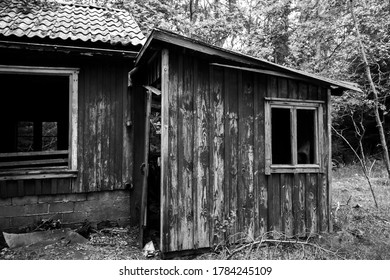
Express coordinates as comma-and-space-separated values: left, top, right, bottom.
0, 65, 79, 178
265, 97, 324, 174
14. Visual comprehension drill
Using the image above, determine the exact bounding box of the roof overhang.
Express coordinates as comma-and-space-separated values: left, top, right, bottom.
136, 29, 361, 95
0, 37, 139, 58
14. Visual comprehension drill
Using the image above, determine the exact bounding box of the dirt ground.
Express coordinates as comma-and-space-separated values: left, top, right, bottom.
0, 226, 149, 260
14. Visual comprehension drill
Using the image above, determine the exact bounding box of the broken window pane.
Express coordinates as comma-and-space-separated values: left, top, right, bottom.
42, 122, 58, 151
17, 121, 34, 152
271, 107, 291, 164
297, 109, 315, 164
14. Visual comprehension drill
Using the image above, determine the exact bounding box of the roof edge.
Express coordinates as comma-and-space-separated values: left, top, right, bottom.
136, 28, 362, 94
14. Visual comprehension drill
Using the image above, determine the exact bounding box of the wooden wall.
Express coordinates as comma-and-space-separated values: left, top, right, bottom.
161, 49, 330, 253
0, 49, 133, 197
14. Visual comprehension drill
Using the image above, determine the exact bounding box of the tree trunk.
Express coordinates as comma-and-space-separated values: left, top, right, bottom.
349, 0, 390, 180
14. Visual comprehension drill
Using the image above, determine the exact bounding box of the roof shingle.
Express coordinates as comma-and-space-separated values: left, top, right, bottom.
0, 0, 146, 47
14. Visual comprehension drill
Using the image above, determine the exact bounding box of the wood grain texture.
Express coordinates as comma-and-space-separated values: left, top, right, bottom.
239, 71, 255, 241
256, 74, 268, 236
195, 59, 210, 249
166, 50, 178, 252
224, 68, 239, 243
210, 65, 225, 246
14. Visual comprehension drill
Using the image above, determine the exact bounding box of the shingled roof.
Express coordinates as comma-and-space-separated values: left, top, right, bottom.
0, 0, 145, 47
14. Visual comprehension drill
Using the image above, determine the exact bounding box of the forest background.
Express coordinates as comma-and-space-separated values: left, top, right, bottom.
78, 0, 389, 166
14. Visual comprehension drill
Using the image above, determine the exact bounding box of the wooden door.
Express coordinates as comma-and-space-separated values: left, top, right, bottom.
139, 90, 152, 247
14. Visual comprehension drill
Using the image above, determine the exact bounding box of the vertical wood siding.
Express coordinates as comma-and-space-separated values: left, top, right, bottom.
78, 60, 130, 193
162, 50, 330, 252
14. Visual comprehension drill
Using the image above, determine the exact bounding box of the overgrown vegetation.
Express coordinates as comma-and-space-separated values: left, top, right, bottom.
196, 162, 390, 260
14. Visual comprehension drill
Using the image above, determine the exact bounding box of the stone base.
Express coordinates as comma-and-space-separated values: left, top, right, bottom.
0, 190, 131, 233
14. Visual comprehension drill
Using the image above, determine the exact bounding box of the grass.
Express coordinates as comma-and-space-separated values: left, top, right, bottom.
197, 161, 390, 260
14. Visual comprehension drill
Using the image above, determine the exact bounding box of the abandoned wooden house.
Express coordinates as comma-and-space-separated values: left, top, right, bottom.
0, 1, 360, 255
0, 0, 144, 232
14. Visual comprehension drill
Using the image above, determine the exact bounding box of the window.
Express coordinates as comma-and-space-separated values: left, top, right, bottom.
265, 98, 323, 174
0, 66, 78, 176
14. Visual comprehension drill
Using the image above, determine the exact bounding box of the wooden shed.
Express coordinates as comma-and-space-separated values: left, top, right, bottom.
131, 29, 360, 255
0, 1, 144, 232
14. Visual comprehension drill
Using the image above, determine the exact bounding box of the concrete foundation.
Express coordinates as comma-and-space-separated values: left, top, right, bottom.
0, 190, 131, 233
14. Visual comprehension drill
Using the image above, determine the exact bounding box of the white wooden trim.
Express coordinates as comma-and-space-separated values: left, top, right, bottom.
0, 65, 79, 75
70, 71, 79, 170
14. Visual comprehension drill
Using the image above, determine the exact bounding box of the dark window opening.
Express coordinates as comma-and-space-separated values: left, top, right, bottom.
0, 74, 69, 170
271, 107, 291, 164
297, 109, 315, 164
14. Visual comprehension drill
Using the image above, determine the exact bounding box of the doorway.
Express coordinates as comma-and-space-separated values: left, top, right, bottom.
143, 92, 161, 248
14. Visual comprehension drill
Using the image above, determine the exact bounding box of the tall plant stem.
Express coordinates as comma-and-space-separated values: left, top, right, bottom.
349, 0, 390, 180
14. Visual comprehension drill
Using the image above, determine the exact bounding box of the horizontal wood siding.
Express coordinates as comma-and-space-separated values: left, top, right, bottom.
163, 57, 331, 252
0, 51, 132, 197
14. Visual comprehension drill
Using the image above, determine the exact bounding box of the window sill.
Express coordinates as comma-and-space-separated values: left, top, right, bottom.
0, 168, 78, 181
269, 164, 321, 174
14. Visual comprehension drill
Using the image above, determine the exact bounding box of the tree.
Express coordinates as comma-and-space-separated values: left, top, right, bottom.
349, 0, 390, 179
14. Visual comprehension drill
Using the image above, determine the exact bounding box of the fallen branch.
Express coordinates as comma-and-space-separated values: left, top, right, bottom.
226, 238, 343, 260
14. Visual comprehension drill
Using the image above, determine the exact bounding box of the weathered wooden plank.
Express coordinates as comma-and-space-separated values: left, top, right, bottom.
17, 180, 24, 196
210, 65, 225, 246
291, 108, 297, 165
267, 174, 274, 233
327, 88, 333, 232
75, 63, 85, 193
192, 58, 199, 250
41, 179, 51, 195
256, 74, 268, 237
109, 62, 117, 189
0, 158, 68, 168
167, 50, 178, 252
224, 68, 239, 243
195, 59, 210, 249
267, 76, 278, 98
58, 178, 71, 194
281, 174, 293, 237
87, 63, 98, 192
70, 70, 79, 173
309, 84, 318, 100
0, 150, 68, 158
179, 55, 195, 250
118, 63, 126, 190
35, 180, 42, 196
288, 79, 298, 99
96, 62, 104, 191
318, 173, 328, 232
253, 74, 260, 238
298, 82, 308, 100
176, 52, 185, 251
0, 180, 6, 197
100, 61, 111, 191
139, 90, 152, 247
33, 180, 42, 195
292, 173, 306, 236
239, 71, 254, 241
50, 178, 58, 194
277, 78, 288, 99
272, 173, 281, 236
306, 173, 318, 235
